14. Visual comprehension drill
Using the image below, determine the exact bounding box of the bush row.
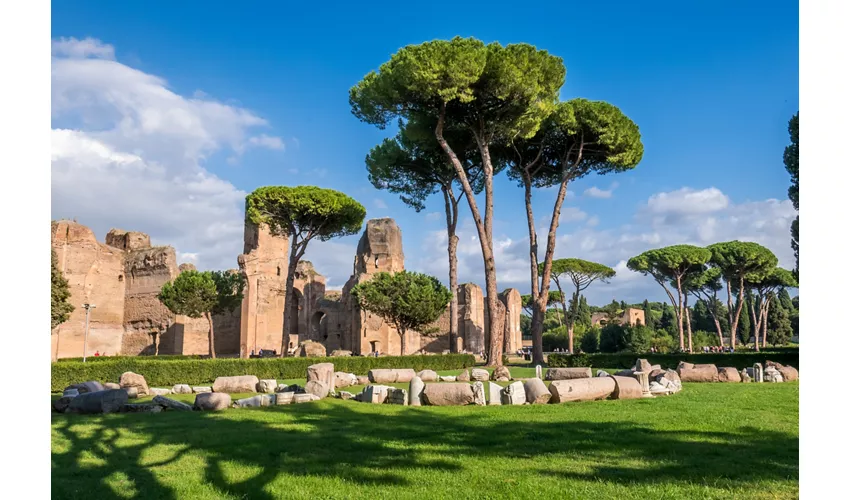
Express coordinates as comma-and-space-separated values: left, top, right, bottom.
57, 354, 207, 363
51, 354, 476, 391
547, 352, 799, 371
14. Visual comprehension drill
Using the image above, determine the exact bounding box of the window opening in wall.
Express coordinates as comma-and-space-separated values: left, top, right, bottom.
277, 266, 281, 276
118, 275, 123, 282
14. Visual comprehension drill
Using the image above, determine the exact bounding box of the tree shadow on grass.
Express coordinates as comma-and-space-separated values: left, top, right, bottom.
51, 401, 797, 499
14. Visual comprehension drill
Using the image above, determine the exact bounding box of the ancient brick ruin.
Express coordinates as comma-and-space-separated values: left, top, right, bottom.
51, 217, 522, 359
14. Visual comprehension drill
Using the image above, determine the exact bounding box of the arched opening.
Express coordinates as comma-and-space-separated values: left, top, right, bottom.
370, 340, 381, 354
287, 288, 303, 339
311, 311, 327, 341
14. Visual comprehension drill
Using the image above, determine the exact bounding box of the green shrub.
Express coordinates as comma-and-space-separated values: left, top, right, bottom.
57, 354, 207, 363
599, 324, 624, 353
580, 327, 600, 353
622, 325, 652, 353
51, 354, 475, 391
547, 352, 799, 371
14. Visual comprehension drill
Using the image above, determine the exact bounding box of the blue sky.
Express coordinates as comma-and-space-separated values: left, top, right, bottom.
50, 1, 799, 305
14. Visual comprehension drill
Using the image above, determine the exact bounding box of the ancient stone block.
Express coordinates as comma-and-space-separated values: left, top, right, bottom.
212, 375, 260, 393
275, 392, 295, 405
611, 376, 643, 400
53, 396, 74, 413
501, 381, 527, 405
386, 388, 408, 405
492, 366, 511, 382
330, 350, 352, 357
498, 288, 523, 354
416, 369, 439, 382
307, 363, 335, 391
257, 379, 277, 393
305, 380, 330, 399
487, 382, 503, 405
338, 391, 355, 401
119, 371, 150, 396
194, 392, 230, 410
457, 284, 485, 354
334, 372, 358, 389
409, 376, 424, 407
548, 378, 617, 403
472, 381, 486, 405
717, 367, 742, 383
422, 383, 475, 406
68, 389, 128, 414
362, 385, 392, 404
192, 386, 212, 393
236, 395, 273, 408
104, 382, 121, 390
523, 378, 551, 404
457, 370, 471, 382
121, 403, 163, 413
440, 376, 457, 382
356, 375, 370, 385
152, 395, 193, 411
149, 388, 171, 396
368, 368, 416, 384
172, 384, 192, 394
471, 368, 490, 382
293, 393, 320, 404
545, 368, 592, 381
298, 341, 327, 357
634, 359, 652, 373
678, 365, 719, 383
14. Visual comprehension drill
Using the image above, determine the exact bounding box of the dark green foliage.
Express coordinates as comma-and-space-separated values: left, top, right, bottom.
210, 271, 247, 315
579, 327, 600, 353
778, 288, 794, 312
691, 300, 713, 332
351, 271, 451, 354
548, 352, 799, 371
50, 354, 476, 391
659, 306, 677, 334
542, 327, 569, 351
598, 324, 624, 353
621, 325, 653, 353
245, 186, 366, 242
51, 249, 74, 329
520, 314, 531, 339
737, 296, 752, 342
158, 271, 218, 319
767, 293, 793, 346
642, 300, 655, 330
574, 295, 592, 328
785, 113, 799, 278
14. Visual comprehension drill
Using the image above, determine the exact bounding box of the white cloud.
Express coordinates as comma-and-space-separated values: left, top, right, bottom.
51, 37, 283, 271
559, 206, 587, 223
52, 37, 115, 60
248, 134, 284, 150
586, 215, 600, 227
425, 212, 442, 222
373, 198, 388, 210
645, 187, 729, 216
584, 182, 619, 199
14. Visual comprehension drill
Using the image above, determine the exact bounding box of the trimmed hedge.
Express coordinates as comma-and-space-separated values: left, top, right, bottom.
548, 352, 799, 371
57, 355, 207, 363
51, 354, 475, 392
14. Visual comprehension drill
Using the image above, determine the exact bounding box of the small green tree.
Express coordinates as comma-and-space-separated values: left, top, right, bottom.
51, 249, 74, 329
158, 270, 245, 358
737, 295, 752, 345
766, 292, 793, 346
245, 186, 366, 355
580, 327, 600, 353
642, 299, 655, 329
351, 271, 451, 355
546, 258, 615, 353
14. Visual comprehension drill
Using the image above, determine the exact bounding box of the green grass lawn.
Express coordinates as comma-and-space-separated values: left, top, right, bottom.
51, 378, 798, 499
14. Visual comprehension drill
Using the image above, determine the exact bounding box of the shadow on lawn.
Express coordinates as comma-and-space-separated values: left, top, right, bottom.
51, 402, 798, 499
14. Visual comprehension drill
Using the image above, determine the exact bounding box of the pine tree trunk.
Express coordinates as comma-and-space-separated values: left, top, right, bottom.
685, 296, 693, 352
399, 328, 406, 356
729, 278, 746, 350
762, 299, 771, 348
443, 188, 460, 353
206, 312, 216, 359
751, 297, 760, 351
281, 240, 300, 357
676, 277, 685, 350
434, 107, 502, 366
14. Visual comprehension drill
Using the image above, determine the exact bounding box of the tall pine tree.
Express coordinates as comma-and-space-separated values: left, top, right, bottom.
642, 299, 655, 329
736, 296, 752, 344
51, 249, 74, 329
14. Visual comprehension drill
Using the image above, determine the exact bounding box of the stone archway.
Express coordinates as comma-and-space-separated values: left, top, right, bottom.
311, 311, 327, 341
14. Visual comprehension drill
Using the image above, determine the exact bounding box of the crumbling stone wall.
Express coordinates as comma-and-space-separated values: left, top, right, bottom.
339, 218, 411, 355
51, 221, 126, 359
238, 221, 288, 357
459, 283, 485, 353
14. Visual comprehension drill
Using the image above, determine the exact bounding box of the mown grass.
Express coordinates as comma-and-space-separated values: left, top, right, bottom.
51, 375, 798, 499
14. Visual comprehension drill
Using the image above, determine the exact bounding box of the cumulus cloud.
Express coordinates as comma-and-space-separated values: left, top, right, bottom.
52, 37, 115, 60
645, 187, 729, 217
51, 37, 283, 270
559, 206, 587, 223
584, 182, 619, 199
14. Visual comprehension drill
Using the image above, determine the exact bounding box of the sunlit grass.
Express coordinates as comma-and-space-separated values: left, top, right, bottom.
52, 380, 798, 499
